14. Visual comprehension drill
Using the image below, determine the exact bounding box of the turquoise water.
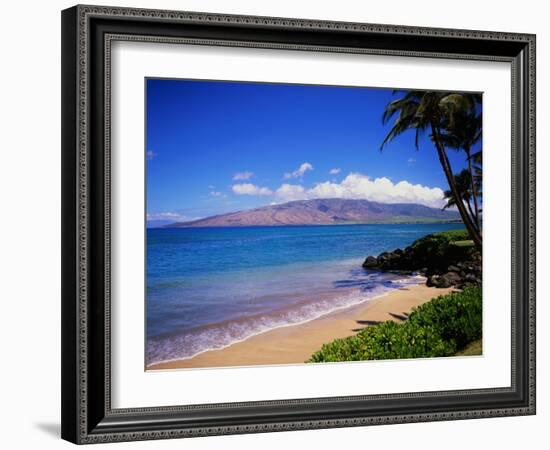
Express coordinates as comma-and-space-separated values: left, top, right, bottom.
146, 223, 464, 366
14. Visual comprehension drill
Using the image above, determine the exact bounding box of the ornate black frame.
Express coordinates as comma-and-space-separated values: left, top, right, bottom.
61, 4, 536, 444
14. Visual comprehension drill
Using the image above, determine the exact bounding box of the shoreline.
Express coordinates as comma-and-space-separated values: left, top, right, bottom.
148, 283, 455, 371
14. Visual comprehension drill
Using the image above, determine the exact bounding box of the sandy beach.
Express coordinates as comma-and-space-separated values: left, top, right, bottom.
148, 283, 455, 370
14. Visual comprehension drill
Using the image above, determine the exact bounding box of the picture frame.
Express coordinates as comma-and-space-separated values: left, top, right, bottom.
61, 4, 536, 444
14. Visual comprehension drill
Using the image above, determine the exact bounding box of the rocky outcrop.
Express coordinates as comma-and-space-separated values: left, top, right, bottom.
427, 256, 482, 288
427, 271, 461, 288
362, 246, 419, 272
362, 231, 481, 289
363, 256, 378, 268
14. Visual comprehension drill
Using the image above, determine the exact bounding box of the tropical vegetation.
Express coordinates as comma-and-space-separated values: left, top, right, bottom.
380, 91, 483, 249
308, 286, 482, 363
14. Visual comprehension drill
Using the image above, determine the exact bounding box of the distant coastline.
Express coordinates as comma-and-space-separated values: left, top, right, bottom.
151, 219, 462, 229
147, 198, 460, 229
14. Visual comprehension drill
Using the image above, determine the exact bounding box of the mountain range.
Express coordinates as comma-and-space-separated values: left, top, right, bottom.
162, 198, 460, 228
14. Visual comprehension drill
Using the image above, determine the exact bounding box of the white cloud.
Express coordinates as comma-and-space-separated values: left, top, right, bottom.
329, 168, 341, 175
146, 150, 157, 160
232, 183, 273, 196
208, 185, 216, 189
233, 171, 254, 181
407, 158, 416, 164
274, 173, 445, 208
274, 183, 307, 201
283, 162, 313, 179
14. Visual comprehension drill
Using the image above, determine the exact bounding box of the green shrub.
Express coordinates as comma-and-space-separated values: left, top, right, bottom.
411, 229, 469, 253
308, 286, 482, 363
407, 286, 482, 349
308, 335, 366, 363
409, 229, 474, 271
435, 229, 470, 242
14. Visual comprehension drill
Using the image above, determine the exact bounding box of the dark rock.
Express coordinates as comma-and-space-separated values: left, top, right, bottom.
363, 256, 378, 268
377, 251, 400, 269
427, 271, 462, 288
464, 273, 477, 282
438, 278, 453, 288
394, 248, 404, 256
377, 251, 392, 261
426, 275, 440, 287
440, 271, 462, 287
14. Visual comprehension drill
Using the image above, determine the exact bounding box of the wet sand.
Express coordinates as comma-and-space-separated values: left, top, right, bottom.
148, 284, 455, 370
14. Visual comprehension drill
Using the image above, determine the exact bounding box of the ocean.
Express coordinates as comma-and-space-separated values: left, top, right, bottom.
146, 223, 464, 367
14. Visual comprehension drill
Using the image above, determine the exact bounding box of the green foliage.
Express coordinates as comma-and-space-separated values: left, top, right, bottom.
308, 287, 482, 363
412, 229, 470, 249
309, 321, 454, 363
442, 169, 473, 210
407, 287, 482, 349
410, 229, 473, 271
379, 90, 483, 249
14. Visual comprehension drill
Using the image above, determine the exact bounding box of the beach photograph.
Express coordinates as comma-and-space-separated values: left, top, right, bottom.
145, 79, 483, 370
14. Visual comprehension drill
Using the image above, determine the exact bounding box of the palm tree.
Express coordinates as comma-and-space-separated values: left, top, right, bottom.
438, 94, 482, 230
380, 91, 482, 249
442, 169, 476, 223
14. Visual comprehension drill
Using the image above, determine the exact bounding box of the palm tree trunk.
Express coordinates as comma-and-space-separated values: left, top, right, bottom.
465, 198, 476, 226
431, 123, 482, 249
465, 145, 481, 231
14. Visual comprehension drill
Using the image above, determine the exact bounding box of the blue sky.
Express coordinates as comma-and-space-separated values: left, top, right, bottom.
146, 79, 475, 224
